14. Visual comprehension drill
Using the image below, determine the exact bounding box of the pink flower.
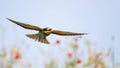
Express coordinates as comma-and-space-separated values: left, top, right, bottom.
76, 59, 82, 64
11, 47, 21, 60
13, 52, 21, 60
55, 39, 60, 44
67, 52, 73, 58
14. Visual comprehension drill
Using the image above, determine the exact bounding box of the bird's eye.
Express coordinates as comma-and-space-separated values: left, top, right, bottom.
43, 27, 52, 31
43, 28, 47, 31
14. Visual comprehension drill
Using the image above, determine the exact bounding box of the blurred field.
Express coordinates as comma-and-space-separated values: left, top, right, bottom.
0, 28, 119, 68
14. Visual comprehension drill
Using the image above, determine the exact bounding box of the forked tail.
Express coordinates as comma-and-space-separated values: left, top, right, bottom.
26, 33, 50, 44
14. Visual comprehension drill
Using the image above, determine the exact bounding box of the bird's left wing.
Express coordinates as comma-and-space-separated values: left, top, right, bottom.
51, 30, 88, 36
7, 18, 42, 31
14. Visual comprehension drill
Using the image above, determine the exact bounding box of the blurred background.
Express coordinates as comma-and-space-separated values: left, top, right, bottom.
0, 0, 120, 68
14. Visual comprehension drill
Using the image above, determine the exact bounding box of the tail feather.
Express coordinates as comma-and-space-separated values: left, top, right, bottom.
26, 34, 50, 44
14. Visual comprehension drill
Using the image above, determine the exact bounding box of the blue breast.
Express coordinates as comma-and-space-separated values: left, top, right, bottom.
38, 31, 46, 38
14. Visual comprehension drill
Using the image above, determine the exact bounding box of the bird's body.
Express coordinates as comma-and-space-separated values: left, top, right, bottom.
7, 18, 87, 44
44, 31, 51, 36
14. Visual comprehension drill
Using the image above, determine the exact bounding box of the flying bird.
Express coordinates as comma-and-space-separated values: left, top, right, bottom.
7, 18, 87, 44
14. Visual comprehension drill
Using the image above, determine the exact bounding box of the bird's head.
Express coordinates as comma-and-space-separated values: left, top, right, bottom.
43, 27, 52, 31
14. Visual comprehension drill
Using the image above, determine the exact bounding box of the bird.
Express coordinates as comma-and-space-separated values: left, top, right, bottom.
7, 18, 88, 44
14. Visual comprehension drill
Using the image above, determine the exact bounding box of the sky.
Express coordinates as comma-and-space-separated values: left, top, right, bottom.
0, 0, 120, 67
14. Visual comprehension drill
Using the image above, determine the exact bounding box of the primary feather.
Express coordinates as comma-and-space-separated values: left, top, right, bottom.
7, 18, 42, 31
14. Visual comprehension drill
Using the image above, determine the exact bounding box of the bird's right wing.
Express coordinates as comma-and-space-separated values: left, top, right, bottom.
51, 30, 88, 36
7, 18, 42, 31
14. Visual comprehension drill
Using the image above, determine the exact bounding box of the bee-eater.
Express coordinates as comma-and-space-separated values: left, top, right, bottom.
7, 18, 87, 44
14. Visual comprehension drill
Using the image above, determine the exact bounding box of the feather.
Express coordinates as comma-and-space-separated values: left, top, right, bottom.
26, 33, 50, 44
7, 18, 42, 31
51, 30, 88, 36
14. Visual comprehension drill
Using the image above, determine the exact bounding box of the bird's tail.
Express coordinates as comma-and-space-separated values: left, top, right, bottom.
26, 33, 50, 44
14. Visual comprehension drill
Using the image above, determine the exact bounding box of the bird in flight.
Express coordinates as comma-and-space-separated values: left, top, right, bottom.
7, 18, 87, 44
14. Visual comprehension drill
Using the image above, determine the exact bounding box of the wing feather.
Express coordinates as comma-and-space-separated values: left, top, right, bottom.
7, 18, 42, 31
51, 30, 87, 36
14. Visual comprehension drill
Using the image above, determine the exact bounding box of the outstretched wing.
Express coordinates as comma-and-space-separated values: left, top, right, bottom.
7, 18, 42, 31
51, 30, 88, 36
